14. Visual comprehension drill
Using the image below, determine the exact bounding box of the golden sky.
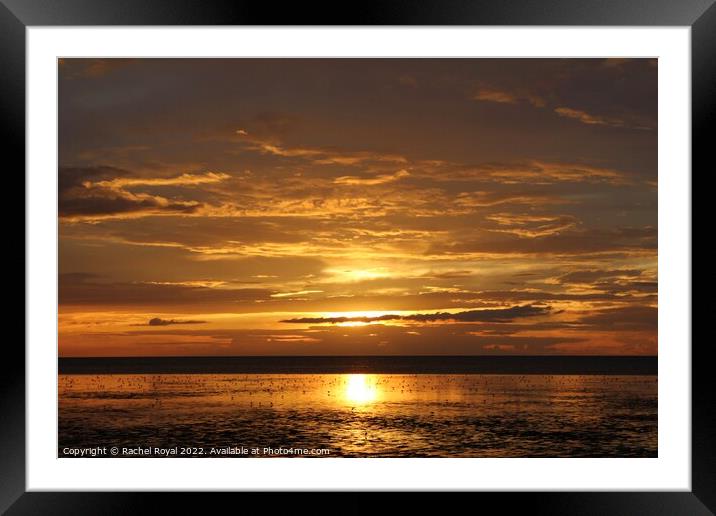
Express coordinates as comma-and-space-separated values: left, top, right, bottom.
58, 58, 657, 357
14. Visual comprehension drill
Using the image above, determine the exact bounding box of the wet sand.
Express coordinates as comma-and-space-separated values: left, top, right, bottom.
59, 373, 657, 457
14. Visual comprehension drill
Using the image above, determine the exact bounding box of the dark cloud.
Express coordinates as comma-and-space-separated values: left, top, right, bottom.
144, 317, 206, 326
456, 289, 654, 303
559, 269, 643, 284
554, 106, 654, 131
578, 305, 657, 331
59, 273, 273, 307
59, 272, 101, 285
469, 58, 657, 133
427, 227, 656, 256
87, 323, 584, 356
59, 192, 200, 219
58, 166, 206, 220
281, 304, 551, 324
59, 165, 126, 192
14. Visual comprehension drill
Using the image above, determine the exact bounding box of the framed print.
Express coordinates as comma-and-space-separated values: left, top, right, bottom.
7, 0, 713, 513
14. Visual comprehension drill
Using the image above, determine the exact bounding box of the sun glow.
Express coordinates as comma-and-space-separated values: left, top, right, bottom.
325, 268, 389, 283
324, 310, 392, 319
343, 374, 379, 405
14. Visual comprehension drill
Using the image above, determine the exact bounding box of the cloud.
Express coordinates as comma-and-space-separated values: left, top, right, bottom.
60, 191, 200, 221
441, 161, 627, 185
427, 226, 656, 257
59, 273, 274, 307
145, 317, 207, 326
281, 304, 551, 324
554, 107, 619, 127
86, 172, 230, 189
472, 86, 545, 107
453, 192, 563, 208
59, 272, 101, 285
554, 107, 653, 130
62, 324, 586, 357
270, 290, 324, 298
59, 165, 127, 193
578, 305, 657, 331
470, 68, 655, 132
237, 112, 303, 139
334, 169, 410, 186
486, 213, 579, 238
235, 132, 407, 166
558, 269, 644, 284
561, 270, 655, 295
468, 61, 656, 132
59, 167, 210, 221
473, 88, 518, 104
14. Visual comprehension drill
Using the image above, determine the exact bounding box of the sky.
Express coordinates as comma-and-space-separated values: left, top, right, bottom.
58, 58, 657, 357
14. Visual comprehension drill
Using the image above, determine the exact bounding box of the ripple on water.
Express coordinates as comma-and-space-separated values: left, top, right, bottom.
58, 373, 657, 457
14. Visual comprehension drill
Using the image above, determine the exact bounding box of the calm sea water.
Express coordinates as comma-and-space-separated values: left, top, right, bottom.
58, 366, 657, 457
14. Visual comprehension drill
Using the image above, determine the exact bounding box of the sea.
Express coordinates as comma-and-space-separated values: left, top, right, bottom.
58, 356, 657, 458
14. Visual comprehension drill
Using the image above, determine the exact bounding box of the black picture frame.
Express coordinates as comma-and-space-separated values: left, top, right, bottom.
5, 0, 711, 513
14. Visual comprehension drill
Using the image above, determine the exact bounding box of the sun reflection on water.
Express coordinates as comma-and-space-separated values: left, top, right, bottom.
343, 374, 379, 405
58, 373, 657, 457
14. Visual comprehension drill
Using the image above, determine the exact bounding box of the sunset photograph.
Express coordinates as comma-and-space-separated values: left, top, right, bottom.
58, 58, 657, 458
